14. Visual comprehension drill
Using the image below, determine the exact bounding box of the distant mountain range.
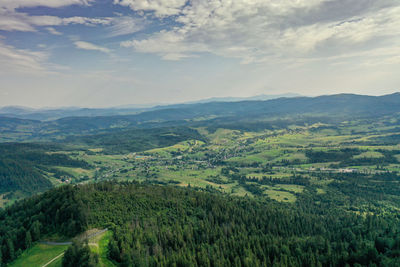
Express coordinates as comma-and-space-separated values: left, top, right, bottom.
0, 106, 148, 121
0, 92, 399, 142
187, 93, 302, 104
0, 93, 302, 121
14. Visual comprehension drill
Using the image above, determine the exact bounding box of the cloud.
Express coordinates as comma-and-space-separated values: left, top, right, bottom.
74, 41, 111, 53
121, 30, 208, 60
107, 16, 145, 37
46, 27, 62, 35
0, 0, 111, 32
113, 0, 187, 17
0, 10, 36, 31
0, 9, 112, 32
0, 0, 92, 10
0, 41, 48, 73
119, 0, 400, 63
62, 17, 112, 26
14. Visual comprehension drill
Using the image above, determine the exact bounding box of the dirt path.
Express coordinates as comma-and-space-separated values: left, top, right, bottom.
40, 229, 108, 267
41, 252, 64, 267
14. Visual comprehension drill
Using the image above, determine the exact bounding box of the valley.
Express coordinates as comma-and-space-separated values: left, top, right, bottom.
4, 115, 399, 210
1, 94, 400, 266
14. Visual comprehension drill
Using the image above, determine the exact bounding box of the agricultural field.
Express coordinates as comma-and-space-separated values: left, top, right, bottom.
8, 229, 113, 267
1, 115, 400, 212
9, 244, 68, 267
6, 116, 393, 211
1, 96, 400, 266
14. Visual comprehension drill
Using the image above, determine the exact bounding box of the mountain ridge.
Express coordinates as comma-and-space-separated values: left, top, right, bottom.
0, 92, 399, 142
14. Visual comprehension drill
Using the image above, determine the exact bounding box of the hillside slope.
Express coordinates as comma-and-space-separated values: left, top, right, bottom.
1, 182, 399, 266
1, 93, 399, 142
0, 143, 89, 199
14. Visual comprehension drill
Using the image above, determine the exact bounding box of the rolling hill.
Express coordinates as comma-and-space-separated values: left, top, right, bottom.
0, 93, 399, 142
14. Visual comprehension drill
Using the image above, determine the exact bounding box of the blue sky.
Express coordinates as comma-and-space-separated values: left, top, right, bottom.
0, 0, 399, 108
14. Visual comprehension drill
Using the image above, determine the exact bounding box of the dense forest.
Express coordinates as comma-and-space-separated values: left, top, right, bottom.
1, 182, 399, 266
0, 158, 52, 195
0, 143, 89, 195
65, 126, 204, 154
0, 94, 400, 266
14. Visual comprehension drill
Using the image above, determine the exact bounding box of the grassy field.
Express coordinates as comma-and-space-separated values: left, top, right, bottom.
0, 191, 26, 208
89, 231, 115, 267
263, 188, 297, 203
4, 115, 400, 266
353, 151, 384, 159
57, 118, 399, 202
4, 117, 400, 208
273, 184, 304, 193
9, 244, 68, 267
45, 256, 63, 267
9, 230, 114, 267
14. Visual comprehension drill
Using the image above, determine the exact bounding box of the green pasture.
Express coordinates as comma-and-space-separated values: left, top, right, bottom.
9, 243, 68, 267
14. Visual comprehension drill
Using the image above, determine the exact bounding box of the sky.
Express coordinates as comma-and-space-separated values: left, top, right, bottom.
0, 0, 399, 108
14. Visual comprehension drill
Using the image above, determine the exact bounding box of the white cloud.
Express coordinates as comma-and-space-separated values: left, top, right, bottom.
74, 41, 111, 53
113, 0, 187, 17
0, 0, 111, 32
0, 10, 112, 32
120, 30, 208, 60
107, 16, 145, 37
46, 27, 62, 35
120, 0, 400, 63
0, 41, 49, 73
0, 10, 35, 31
0, 0, 92, 10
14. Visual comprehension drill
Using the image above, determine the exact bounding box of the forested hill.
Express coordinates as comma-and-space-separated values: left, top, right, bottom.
64, 126, 204, 154
1, 182, 399, 266
42, 93, 400, 127
0, 143, 89, 195
1, 93, 399, 142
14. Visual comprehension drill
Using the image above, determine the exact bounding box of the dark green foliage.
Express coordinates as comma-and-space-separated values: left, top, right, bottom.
305, 148, 400, 167
4, 239, 14, 263
371, 134, 400, 145
30, 220, 41, 241
1, 182, 400, 266
66, 127, 204, 154
0, 143, 89, 194
25, 231, 32, 249
305, 148, 360, 163
80, 182, 397, 267
62, 240, 98, 267
0, 185, 87, 264
0, 158, 52, 194
0, 143, 90, 168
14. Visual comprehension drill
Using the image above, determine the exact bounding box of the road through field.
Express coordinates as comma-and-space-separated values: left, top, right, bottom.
40, 229, 108, 267
41, 252, 64, 267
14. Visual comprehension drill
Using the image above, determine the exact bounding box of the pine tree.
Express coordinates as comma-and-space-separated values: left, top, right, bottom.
62, 241, 98, 267
30, 220, 41, 241
5, 239, 14, 262
108, 238, 121, 262
25, 231, 32, 249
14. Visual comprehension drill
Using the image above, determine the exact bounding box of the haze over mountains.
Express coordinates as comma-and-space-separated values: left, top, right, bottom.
0, 93, 302, 121
0, 92, 399, 143
1, 91, 400, 267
